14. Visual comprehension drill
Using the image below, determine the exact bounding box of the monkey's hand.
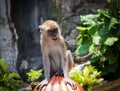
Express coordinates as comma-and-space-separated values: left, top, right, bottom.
37, 79, 48, 90
64, 78, 77, 90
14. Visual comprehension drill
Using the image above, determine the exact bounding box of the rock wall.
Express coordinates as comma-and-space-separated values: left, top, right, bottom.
0, 0, 18, 72
11, 0, 52, 80
0, 0, 106, 80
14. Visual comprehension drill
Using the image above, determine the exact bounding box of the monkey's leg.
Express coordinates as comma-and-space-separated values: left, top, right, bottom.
66, 50, 74, 72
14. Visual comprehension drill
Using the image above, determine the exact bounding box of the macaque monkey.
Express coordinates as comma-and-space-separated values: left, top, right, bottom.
38, 20, 76, 90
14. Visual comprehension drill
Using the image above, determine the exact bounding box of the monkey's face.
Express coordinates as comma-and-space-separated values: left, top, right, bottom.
47, 28, 58, 40
39, 20, 60, 41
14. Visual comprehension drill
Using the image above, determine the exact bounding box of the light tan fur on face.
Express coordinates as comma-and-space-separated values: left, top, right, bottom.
42, 20, 58, 29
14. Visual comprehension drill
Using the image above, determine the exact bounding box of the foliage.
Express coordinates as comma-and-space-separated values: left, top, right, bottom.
27, 69, 42, 83
69, 65, 103, 91
0, 58, 22, 91
75, 0, 120, 76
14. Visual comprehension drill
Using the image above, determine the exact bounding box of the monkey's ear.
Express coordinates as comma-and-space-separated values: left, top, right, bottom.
39, 25, 48, 33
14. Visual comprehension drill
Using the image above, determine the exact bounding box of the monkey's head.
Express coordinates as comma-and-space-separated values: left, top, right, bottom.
39, 20, 61, 41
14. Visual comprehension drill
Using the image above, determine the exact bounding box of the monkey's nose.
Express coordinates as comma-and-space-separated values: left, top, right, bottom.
53, 33, 57, 36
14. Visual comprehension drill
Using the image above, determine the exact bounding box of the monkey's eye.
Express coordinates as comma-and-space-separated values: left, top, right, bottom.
48, 28, 58, 34
54, 29, 58, 33
47, 30, 53, 34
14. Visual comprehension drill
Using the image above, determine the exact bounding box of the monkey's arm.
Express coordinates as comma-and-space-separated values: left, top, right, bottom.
37, 52, 50, 90
42, 54, 50, 81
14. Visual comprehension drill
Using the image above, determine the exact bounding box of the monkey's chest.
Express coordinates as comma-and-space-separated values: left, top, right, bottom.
49, 47, 62, 71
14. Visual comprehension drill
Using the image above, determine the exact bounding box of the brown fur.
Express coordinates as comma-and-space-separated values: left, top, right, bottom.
38, 20, 76, 90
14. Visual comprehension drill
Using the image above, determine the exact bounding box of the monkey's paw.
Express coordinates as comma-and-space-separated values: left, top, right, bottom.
37, 79, 48, 90
64, 78, 77, 90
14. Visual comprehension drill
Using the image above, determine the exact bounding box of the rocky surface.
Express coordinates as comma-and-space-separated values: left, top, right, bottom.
0, 0, 107, 80
0, 0, 18, 72
94, 78, 120, 91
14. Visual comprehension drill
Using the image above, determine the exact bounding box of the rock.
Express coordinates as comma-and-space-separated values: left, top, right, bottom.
93, 78, 120, 91
61, 15, 80, 51
0, 0, 18, 72
19, 85, 32, 91
11, 0, 51, 80
65, 29, 79, 51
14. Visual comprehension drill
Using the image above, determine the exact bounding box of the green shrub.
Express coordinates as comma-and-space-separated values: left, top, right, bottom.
0, 58, 22, 91
69, 65, 103, 91
75, 0, 120, 76
27, 69, 42, 84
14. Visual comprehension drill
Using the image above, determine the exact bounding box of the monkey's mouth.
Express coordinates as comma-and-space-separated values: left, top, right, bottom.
52, 37, 58, 41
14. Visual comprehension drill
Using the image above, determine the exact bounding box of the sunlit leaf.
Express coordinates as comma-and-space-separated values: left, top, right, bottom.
27, 69, 42, 82
107, 0, 111, 3
76, 27, 88, 31
83, 66, 90, 76
98, 9, 111, 18
80, 14, 99, 26
8, 73, 20, 80
104, 37, 118, 46
0, 59, 8, 72
92, 35, 101, 45
109, 17, 118, 30
89, 44, 95, 51
69, 65, 102, 91
77, 37, 83, 46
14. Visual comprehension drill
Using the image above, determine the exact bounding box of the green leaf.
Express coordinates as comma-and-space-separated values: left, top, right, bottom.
109, 17, 118, 30
107, 0, 111, 3
75, 39, 92, 55
98, 9, 111, 18
89, 44, 95, 51
104, 37, 118, 46
80, 14, 99, 26
92, 35, 101, 45
0, 58, 22, 91
0, 59, 8, 72
27, 69, 42, 82
76, 36, 83, 46
76, 27, 88, 31
88, 23, 102, 36
83, 66, 90, 76
8, 73, 20, 80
